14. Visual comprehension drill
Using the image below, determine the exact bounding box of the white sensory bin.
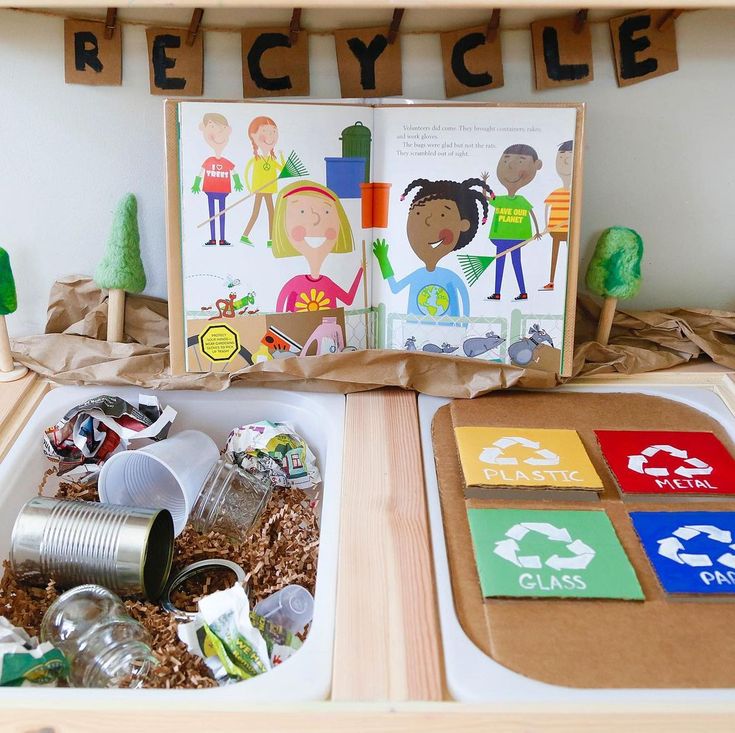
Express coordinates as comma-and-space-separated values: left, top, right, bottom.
419, 383, 735, 703
0, 385, 344, 709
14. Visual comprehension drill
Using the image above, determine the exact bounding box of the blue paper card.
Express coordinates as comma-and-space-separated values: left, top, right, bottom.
631, 511, 735, 595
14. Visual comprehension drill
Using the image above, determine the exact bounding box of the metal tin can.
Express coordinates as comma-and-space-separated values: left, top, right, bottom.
10, 497, 174, 600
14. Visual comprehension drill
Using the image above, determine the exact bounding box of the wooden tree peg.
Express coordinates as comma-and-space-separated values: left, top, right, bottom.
94, 194, 146, 343
0, 247, 27, 382
585, 227, 644, 346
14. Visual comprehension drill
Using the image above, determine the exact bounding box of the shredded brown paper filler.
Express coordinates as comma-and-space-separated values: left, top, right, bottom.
0, 476, 320, 689
9, 277, 735, 397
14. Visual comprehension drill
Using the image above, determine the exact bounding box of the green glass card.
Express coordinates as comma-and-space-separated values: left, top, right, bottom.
466, 508, 644, 600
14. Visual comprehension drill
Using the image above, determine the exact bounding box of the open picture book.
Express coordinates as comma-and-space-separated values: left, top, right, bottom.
165, 100, 584, 376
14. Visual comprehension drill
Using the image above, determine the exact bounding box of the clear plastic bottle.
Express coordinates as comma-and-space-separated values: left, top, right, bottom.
40, 585, 156, 688
190, 459, 273, 544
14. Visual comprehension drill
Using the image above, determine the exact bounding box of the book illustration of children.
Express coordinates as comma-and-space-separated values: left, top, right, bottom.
272, 181, 363, 313
540, 140, 573, 291
482, 145, 543, 301
240, 116, 286, 248
372, 178, 490, 318
191, 113, 243, 247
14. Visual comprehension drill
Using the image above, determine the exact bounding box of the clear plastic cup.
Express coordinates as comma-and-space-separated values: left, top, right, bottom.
253, 585, 314, 634
98, 429, 219, 536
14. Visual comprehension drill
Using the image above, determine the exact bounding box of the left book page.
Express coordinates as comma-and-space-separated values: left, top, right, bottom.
168, 101, 374, 374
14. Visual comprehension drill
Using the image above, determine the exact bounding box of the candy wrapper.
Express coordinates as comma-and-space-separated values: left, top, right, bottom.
0, 618, 67, 687
224, 421, 321, 491
43, 394, 177, 482
177, 584, 271, 685
249, 611, 302, 667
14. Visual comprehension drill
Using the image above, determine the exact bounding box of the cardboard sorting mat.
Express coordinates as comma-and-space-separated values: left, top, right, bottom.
432, 391, 735, 688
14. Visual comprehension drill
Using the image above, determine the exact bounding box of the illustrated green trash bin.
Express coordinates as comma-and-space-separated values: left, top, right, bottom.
340, 121, 372, 183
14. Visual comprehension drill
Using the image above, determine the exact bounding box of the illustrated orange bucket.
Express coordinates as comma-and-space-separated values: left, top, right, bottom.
360, 183, 391, 229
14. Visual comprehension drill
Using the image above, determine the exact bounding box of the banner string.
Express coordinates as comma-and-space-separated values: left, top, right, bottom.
4, 7, 696, 36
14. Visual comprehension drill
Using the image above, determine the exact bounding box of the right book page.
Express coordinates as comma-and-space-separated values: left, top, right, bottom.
371, 103, 583, 375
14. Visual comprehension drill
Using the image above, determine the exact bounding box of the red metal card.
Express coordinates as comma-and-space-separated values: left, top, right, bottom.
595, 430, 735, 496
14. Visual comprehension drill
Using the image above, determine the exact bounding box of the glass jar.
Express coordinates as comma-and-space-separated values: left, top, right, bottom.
190, 459, 273, 544
40, 585, 156, 688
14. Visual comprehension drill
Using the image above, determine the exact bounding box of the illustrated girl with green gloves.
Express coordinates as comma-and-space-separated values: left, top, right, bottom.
240, 116, 285, 248
373, 178, 490, 318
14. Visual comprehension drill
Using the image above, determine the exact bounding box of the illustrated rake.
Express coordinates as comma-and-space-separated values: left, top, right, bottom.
457, 230, 549, 287
197, 151, 308, 228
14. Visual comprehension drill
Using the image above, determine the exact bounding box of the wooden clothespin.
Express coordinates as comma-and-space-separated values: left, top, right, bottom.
289, 8, 302, 45
186, 8, 204, 46
572, 8, 589, 34
387, 9, 404, 45
485, 9, 501, 43
657, 9, 682, 30
103, 8, 117, 40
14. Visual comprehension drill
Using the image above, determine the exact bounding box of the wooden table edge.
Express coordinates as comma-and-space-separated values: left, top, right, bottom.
1, 369, 735, 729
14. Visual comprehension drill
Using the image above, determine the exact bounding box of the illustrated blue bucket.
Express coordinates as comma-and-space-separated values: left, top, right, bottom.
324, 157, 366, 199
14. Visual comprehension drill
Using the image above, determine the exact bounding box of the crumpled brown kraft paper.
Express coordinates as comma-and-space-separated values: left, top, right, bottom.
573, 295, 735, 376
11, 277, 555, 397
8, 278, 735, 398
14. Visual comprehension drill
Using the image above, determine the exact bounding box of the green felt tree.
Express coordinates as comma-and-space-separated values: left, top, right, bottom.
94, 194, 146, 342
0, 247, 18, 316
0, 247, 27, 381
585, 227, 644, 345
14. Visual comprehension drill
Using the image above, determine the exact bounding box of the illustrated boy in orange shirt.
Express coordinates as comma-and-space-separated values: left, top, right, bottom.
540, 140, 573, 291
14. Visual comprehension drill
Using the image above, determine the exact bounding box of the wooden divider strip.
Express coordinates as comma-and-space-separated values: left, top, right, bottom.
332, 389, 443, 700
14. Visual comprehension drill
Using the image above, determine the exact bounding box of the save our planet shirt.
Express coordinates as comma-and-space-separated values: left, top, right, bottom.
387, 266, 470, 318
488, 195, 534, 241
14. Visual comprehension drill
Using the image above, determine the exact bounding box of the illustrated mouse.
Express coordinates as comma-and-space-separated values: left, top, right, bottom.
462, 331, 506, 358
404, 336, 417, 351
423, 342, 458, 354
508, 324, 554, 366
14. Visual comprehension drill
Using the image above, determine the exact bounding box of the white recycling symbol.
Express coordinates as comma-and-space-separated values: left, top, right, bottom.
494, 522, 596, 571
627, 444, 712, 479
657, 525, 735, 569
480, 436, 560, 467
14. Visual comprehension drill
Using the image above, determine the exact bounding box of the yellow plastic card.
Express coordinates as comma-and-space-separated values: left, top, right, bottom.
454, 427, 604, 492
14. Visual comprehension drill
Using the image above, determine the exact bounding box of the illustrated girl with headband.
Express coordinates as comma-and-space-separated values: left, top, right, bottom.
271, 180, 363, 313
240, 116, 285, 247
373, 178, 490, 317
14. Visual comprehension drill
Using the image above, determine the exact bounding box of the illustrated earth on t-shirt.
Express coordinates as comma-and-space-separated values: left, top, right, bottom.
417, 285, 450, 317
